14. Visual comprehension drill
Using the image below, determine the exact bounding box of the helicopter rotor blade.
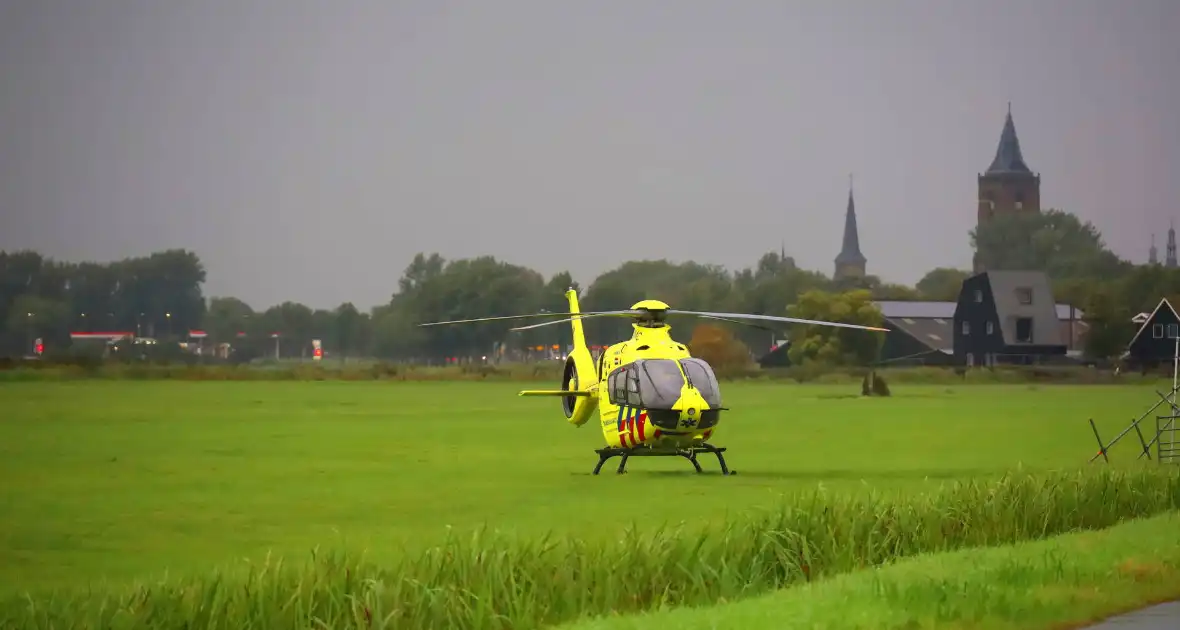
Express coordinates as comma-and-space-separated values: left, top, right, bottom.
667, 309, 890, 333
508, 312, 630, 332
676, 313, 779, 332
510, 312, 781, 333
418, 310, 636, 327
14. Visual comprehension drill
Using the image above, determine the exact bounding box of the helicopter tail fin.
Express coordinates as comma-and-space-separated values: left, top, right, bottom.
566, 287, 588, 353
549, 287, 598, 426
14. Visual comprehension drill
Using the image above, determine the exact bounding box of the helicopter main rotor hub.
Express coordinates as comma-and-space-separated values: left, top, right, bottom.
628, 300, 671, 327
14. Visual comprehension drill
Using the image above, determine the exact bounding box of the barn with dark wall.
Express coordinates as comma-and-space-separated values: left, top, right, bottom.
872, 301, 957, 365
1125, 298, 1180, 368
953, 270, 1070, 366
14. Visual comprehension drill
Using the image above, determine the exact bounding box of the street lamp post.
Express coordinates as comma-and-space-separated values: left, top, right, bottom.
538, 308, 549, 360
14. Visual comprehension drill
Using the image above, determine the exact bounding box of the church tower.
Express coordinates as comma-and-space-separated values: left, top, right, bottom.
834, 176, 866, 281
1167, 221, 1177, 268
975, 104, 1041, 272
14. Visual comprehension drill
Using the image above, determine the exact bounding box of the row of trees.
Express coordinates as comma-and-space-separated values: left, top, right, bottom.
2, 208, 1176, 364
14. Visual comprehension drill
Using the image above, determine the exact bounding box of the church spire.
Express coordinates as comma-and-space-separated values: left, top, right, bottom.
1167, 220, 1177, 268
985, 103, 1034, 175
834, 174, 866, 280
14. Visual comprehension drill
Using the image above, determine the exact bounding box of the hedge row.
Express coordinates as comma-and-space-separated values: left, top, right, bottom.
0, 357, 1167, 385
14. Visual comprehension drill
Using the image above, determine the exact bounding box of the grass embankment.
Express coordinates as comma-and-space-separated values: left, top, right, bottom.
3, 470, 1179, 629
558, 510, 1180, 630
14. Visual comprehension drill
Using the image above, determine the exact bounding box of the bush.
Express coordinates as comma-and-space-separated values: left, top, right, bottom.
0, 356, 1168, 387
687, 323, 756, 376
861, 370, 891, 396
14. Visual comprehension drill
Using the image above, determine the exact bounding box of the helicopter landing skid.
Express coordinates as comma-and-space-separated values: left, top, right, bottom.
592, 443, 734, 475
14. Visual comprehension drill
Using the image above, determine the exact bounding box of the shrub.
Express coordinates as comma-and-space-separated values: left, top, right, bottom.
0, 357, 1169, 387
687, 323, 756, 376
861, 370, 891, 396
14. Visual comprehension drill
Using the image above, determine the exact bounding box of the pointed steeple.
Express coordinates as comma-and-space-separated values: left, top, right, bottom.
834, 174, 866, 279
985, 103, 1034, 175
1150, 233, 1159, 265
1167, 220, 1177, 268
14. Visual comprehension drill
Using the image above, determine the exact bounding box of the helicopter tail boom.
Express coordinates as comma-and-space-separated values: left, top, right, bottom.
519, 390, 593, 397
566, 288, 589, 353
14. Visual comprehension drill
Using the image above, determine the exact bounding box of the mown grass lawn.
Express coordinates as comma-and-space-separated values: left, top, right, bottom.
0, 379, 1169, 593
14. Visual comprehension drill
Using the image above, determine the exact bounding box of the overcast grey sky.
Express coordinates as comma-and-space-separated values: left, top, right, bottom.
1, 1, 1178, 311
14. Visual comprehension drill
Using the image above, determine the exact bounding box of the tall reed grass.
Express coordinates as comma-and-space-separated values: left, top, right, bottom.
4, 468, 1178, 629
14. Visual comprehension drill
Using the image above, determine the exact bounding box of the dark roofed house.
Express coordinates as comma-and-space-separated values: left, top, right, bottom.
872, 297, 1085, 367
1125, 298, 1180, 368
953, 270, 1070, 366
873, 301, 958, 365
757, 338, 792, 368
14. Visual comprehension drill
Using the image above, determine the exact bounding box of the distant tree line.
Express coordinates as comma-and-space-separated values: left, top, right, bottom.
3, 208, 1179, 365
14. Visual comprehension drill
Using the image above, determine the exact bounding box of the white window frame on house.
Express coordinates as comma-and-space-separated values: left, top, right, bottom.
974, 290, 983, 303
1015, 287, 1033, 304
1154, 324, 1164, 338
962, 321, 970, 335
1169, 324, 1178, 338
986, 321, 994, 335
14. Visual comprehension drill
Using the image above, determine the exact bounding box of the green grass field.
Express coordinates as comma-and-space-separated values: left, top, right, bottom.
1, 379, 1178, 627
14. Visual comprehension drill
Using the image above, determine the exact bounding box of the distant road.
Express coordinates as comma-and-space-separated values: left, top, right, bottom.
1082, 600, 1180, 629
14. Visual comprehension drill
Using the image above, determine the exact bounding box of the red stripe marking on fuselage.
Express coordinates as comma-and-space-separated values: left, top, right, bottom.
636, 412, 647, 441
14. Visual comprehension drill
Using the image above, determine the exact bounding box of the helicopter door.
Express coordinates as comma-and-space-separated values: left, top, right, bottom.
679, 358, 722, 408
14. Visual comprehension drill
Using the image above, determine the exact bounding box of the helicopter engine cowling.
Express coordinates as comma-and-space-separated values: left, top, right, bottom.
561, 349, 598, 426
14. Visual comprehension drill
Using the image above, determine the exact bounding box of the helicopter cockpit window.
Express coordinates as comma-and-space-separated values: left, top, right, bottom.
625, 366, 643, 407
607, 365, 634, 406
606, 359, 685, 410
680, 358, 722, 408
635, 359, 685, 409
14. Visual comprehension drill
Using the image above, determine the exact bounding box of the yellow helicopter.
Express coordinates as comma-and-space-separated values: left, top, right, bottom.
419, 288, 888, 475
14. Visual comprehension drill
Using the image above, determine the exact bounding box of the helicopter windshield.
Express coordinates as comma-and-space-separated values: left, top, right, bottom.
680, 358, 722, 408
607, 359, 685, 410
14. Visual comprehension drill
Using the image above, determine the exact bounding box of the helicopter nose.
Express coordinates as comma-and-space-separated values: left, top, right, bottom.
675, 390, 708, 425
